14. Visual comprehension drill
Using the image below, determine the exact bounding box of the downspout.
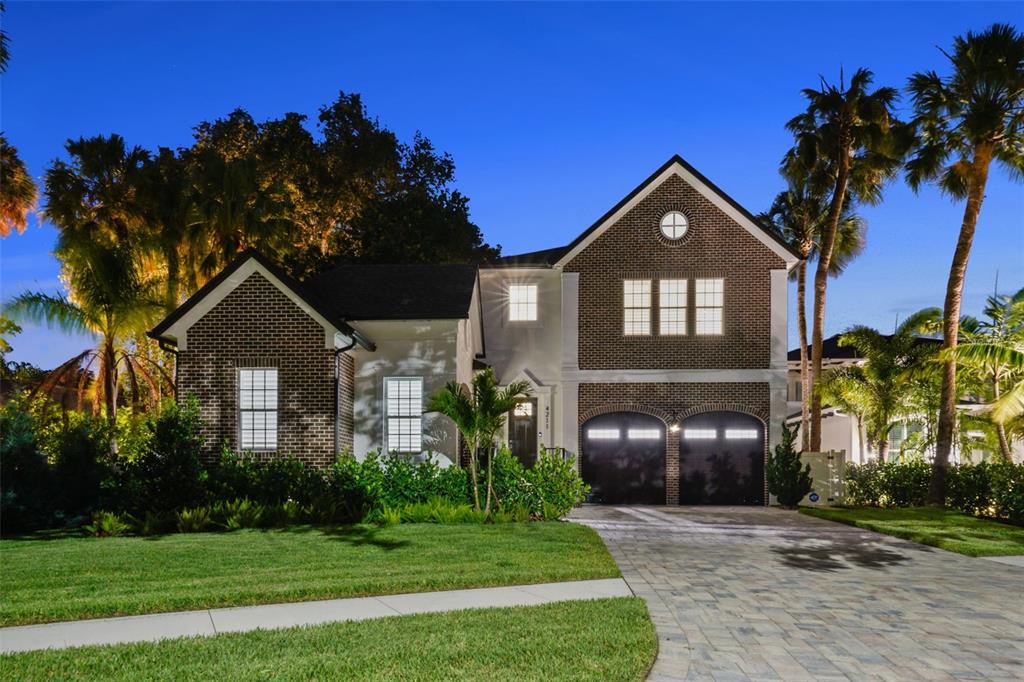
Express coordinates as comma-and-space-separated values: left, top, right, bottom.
334, 336, 358, 458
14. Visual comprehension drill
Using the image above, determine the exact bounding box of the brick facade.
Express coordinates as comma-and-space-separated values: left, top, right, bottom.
176, 271, 352, 467
564, 173, 787, 370
578, 382, 770, 504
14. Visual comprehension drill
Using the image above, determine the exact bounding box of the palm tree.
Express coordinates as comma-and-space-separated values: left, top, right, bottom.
785, 68, 906, 452
948, 288, 1024, 461
141, 148, 193, 311
0, 134, 37, 237
905, 24, 1024, 501
764, 169, 866, 450
4, 243, 168, 437
44, 135, 149, 247
818, 308, 942, 460
427, 368, 530, 514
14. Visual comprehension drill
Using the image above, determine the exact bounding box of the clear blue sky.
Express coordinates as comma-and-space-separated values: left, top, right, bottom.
2, 2, 1022, 368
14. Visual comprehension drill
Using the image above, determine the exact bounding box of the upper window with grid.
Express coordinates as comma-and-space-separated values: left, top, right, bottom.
385, 377, 423, 453
508, 284, 538, 321
623, 280, 652, 335
695, 278, 724, 335
239, 369, 278, 451
659, 279, 687, 335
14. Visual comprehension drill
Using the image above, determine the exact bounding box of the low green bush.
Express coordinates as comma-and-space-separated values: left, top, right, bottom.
845, 460, 1024, 523
83, 511, 131, 537
176, 506, 214, 533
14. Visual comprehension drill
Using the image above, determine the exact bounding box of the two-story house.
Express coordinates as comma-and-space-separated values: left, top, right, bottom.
149, 155, 801, 505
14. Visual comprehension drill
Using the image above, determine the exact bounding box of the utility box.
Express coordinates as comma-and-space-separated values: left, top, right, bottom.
800, 450, 846, 506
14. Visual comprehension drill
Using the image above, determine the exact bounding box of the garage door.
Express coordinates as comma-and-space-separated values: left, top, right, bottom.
581, 412, 665, 504
679, 411, 764, 505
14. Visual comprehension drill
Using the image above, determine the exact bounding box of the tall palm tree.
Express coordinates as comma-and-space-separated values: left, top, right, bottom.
818, 308, 942, 460
0, 134, 37, 237
785, 68, 906, 452
44, 135, 149, 247
141, 148, 193, 311
949, 288, 1024, 461
764, 170, 866, 450
905, 24, 1024, 501
4, 243, 168, 435
427, 368, 530, 514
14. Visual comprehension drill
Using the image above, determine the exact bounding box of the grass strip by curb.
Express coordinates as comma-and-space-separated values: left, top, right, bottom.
1, 597, 656, 682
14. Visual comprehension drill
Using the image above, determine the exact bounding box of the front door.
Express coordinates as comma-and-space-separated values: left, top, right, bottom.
508, 398, 538, 467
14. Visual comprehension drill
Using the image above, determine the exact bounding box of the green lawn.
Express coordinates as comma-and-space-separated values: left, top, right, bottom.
1, 597, 656, 682
0, 523, 619, 626
800, 506, 1024, 557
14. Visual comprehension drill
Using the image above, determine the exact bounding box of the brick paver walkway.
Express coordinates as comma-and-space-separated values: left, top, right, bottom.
571, 505, 1024, 681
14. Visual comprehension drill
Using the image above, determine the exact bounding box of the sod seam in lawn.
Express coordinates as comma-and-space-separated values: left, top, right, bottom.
799, 506, 1024, 557
1, 597, 656, 682
0, 523, 620, 626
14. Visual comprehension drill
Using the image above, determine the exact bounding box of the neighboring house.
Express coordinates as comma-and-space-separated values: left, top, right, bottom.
150, 155, 801, 505
785, 335, 1023, 463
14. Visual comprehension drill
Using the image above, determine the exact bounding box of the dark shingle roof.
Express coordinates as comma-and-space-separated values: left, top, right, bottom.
487, 246, 569, 268
788, 333, 942, 362
306, 263, 478, 320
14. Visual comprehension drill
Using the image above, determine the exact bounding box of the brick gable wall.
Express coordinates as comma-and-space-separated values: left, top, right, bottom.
176, 271, 351, 467
578, 382, 770, 504
564, 173, 786, 370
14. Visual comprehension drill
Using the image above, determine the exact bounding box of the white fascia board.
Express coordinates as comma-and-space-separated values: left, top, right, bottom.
563, 368, 788, 385
553, 161, 800, 269
162, 259, 341, 351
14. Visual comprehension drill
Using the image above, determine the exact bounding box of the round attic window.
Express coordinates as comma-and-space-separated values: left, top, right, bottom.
660, 211, 689, 240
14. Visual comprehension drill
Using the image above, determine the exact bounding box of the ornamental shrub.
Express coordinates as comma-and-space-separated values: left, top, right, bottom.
988, 462, 1024, 524
524, 448, 589, 518
0, 406, 55, 534
946, 462, 993, 516
844, 460, 930, 507
765, 423, 811, 508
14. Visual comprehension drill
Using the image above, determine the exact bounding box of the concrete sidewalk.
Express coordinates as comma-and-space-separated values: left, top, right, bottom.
0, 578, 632, 654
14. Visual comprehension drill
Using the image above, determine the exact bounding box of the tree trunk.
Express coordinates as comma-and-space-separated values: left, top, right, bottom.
930, 144, 992, 504
992, 375, 1013, 463
484, 445, 493, 517
877, 434, 890, 462
165, 246, 181, 313
466, 440, 481, 511
796, 259, 811, 451
103, 338, 118, 456
858, 417, 870, 462
810, 151, 851, 451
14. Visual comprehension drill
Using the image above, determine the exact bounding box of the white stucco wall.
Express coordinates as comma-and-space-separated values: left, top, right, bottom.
348, 319, 465, 465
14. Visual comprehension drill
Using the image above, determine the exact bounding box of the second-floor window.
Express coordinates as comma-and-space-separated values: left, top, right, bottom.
385, 377, 423, 453
695, 278, 724, 335
623, 279, 652, 335
659, 279, 687, 335
508, 284, 538, 321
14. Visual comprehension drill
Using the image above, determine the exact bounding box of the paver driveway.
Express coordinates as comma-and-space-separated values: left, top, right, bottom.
570, 505, 1024, 681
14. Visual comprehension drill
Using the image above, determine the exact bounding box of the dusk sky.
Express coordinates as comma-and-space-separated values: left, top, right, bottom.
2, 1, 1021, 369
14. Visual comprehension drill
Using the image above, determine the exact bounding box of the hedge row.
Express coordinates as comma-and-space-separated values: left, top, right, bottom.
844, 460, 1024, 523
1, 398, 589, 536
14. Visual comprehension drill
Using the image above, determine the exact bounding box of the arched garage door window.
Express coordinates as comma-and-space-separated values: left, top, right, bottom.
679, 411, 765, 505
581, 412, 665, 504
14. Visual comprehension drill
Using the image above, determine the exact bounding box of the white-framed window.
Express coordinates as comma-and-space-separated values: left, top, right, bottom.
683, 428, 717, 440
627, 428, 661, 440
513, 402, 533, 417
587, 428, 620, 440
695, 278, 724, 335
385, 377, 423, 453
725, 429, 759, 440
508, 284, 538, 321
623, 279, 652, 335
239, 368, 278, 451
659, 279, 687, 335
660, 211, 689, 240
